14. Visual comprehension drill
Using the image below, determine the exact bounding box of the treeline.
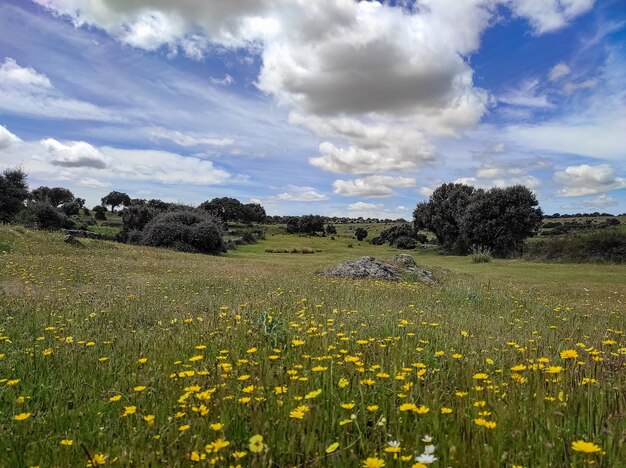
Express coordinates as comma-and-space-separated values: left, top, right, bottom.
0, 168, 266, 255
267, 215, 407, 225
548, 212, 624, 218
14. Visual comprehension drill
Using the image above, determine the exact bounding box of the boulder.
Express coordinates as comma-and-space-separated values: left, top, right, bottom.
323, 255, 435, 284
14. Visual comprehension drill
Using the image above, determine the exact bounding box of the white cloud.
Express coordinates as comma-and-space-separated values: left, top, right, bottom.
209, 74, 234, 86
269, 185, 328, 202
579, 194, 617, 208
0, 57, 122, 121
548, 62, 571, 81
39, 138, 111, 169
499, 79, 553, 108
78, 178, 113, 189
554, 164, 626, 196
344, 201, 409, 220
333, 175, 416, 198
148, 127, 234, 147
0, 124, 21, 150
29, 0, 596, 176
419, 186, 434, 197
507, 0, 595, 34
562, 78, 597, 95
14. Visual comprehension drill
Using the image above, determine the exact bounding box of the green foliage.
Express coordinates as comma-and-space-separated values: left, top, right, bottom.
31, 186, 74, 207
371, 224, 415, 246
93, 205, 107, 220
141, 210, 225, 254
101, 191, 131, 212
354, 227, 368, 241
471, 246, 492, 263
524, 229, 626, 263
393, 235, 416, 249
21, 201, 75, 230
285, 215, 325, 234
415, 183, 542, 257
0, 167, 29, 223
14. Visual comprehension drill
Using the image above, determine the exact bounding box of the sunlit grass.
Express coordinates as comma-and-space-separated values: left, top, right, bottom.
0, 227, 624, 466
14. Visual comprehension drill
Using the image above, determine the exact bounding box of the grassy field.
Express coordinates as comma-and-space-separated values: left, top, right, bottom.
0, 226, 624, 467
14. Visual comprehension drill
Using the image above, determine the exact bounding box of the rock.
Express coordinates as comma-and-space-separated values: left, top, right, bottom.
323, 255, 435, 284
64, 234, 83, 247
393, 253, 417, 269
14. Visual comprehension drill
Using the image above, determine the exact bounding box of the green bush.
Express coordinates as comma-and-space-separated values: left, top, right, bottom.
523, 229, 626, 263
141, 210, 225, 254
471, 246, 492, 263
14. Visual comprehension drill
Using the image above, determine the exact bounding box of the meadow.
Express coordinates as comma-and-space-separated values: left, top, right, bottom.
0, 226, 624, 467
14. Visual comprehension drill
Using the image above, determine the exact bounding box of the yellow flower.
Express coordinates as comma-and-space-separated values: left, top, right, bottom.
399, 403, 417, 412
367, 405, 379, 412
109, 395, 122, 402
14, 412, 31, 421
341, 403, 355, 410
143, 414, 155, 426
414, 405, 429, 414
326, 442, 339, 454
473, 373, 489, 380
363, 457, 385, 468
134, 386, 146, 392
137, 357, 147, 364
210, 422, 224, 431
305, 389, 322, 399
189, 355, 203, 362
179, 424, 190, 431
122, 406, 137, 416
190, 451, 206, 462
60, 439, 73, 446
338, 378, 349, 388
560, 349, 579, 359
440, 407, 453, 414
249, 434, 264, 453
292, 339, 305, 346
452, 353, 462, 359
545, 366, 563, 374
247, 347, 257, 354
571, 440, 602, 453
87, 453, 106, 467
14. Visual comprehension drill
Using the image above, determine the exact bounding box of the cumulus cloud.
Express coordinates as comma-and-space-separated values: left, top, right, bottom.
0, 57, 122, 121
554, 164, 626, 196
31, 0, 595, 174
39, 138, 111, 169
269, 185, 329, 202
333, 175, 416, 198
344, 201, 409, 220
148, 126, 234, 147
0, 124, 21, 150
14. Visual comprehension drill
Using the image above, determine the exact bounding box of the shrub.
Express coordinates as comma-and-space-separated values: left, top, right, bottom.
523, 229, 626, 263
24, 201, 75, 230
0, 168, 29, 223
372, 224, 414, 246
355, 227, 368, 241
93, 205, 107, 221
393, 236, 416, 249
60, 201, 80, 216
141, 210, 225, 254
471, 246, 492, 263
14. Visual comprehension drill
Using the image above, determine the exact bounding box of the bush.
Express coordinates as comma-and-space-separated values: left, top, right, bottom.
0, 168, 29, 223
93, 205, 107, 221
60, 201, 80, 216
372, 224, 414, 246
22, 201, 75, 230
524, 229, 626, 263
471, 246, 492, 263
355, 227, 368, 241
393, 236, 416, 249
141, 210, 225, 254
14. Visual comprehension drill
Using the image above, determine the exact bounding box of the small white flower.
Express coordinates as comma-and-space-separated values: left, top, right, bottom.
416, 453, 438, 464
387, 441, 400, 448
424, 444, 436, 454
422, 434, 433, 443
350, 413, 357, 420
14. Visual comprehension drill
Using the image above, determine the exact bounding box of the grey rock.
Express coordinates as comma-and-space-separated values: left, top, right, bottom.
323, 255, 435, 284
64, 234, 82, 246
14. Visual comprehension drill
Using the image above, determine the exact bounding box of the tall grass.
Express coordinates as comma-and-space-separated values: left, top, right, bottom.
525, 229, 626, 263
0, 227, 624, 466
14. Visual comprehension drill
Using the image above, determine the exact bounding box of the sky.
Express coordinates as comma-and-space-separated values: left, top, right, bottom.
0, 0, 625, 218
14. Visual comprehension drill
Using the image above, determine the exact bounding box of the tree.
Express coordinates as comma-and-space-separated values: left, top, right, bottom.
200, 197, 244, 223
371, 224, 414, 246
101, 191, 131, 212
241, 203, 267, 224
413, 183, 476, 254
326, 224, 337, 235
462, 185, 543, 257
31, 186, 75, 207
0, 168, 29, 223
414, 183, 542, 257
93, 205, 107, 220
355, 227, 368, 241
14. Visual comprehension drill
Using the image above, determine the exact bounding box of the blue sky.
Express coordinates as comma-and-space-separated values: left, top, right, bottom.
0, 0, 624, 217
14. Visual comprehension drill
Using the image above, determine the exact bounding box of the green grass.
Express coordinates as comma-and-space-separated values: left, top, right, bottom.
0, 226, 624, 467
